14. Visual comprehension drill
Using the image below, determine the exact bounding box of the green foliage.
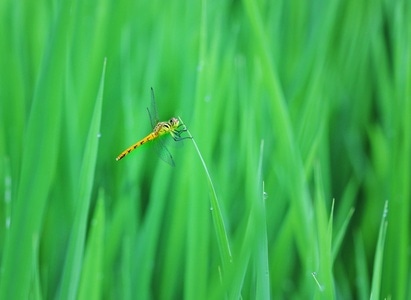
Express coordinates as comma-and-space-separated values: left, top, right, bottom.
0, 0, 410, 298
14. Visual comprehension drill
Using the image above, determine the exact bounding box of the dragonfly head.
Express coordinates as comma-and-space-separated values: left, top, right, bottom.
169, 117, 180, 128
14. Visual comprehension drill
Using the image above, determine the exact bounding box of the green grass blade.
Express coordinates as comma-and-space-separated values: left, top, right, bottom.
181, 118, 232, 273
370, 201, 388, 300
242, 0, 315, 269
184, 167, 209, 299
354, 233, 370, 299
133, 166, 173, 298
255, 140, 270, 299
332, 207, 355, 261
58, 58, 106, 299
78, 189, 105, 300
333, 178, 358, 260
31, 234, 42, 299
313, 164, 335, 299
0, 2, 70, 296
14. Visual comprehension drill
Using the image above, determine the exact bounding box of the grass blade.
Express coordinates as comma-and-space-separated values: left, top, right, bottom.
78, 189, 106, 300
354, 232, 370, 299
255, 140, 270, 299
313, 164, 335, 298
181, 118, 232, 273
58, 58, 106, 299
0, 2, 70, 296
370, 201, 388, 300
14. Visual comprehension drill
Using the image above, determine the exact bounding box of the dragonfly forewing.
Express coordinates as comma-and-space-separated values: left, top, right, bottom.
149, 87, 159, 127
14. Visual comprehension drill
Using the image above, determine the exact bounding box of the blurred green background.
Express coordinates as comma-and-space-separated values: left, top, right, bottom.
0, 0, 410, 298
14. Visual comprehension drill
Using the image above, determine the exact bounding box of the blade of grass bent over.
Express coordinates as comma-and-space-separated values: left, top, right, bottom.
179, 117, 232, 273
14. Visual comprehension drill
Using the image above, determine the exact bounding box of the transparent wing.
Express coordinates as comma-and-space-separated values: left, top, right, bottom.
152, 136, 175, 167
147, 87, 159, 128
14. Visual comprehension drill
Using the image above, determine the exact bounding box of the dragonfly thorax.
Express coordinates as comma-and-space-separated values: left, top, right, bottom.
154, 117, 180, 136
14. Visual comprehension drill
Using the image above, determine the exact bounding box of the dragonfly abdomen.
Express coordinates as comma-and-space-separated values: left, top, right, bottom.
116, 132, 158, 161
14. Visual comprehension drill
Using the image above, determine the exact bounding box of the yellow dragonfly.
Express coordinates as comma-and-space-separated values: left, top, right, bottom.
116, 88, 190, 166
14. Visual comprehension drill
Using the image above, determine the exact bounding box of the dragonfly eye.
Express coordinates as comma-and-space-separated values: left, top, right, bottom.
170, 118, 179, 126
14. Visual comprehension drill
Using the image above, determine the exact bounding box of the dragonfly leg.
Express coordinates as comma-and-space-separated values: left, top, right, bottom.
170, 122, 192, 141
171, 128, 191, 141
173, 134, 192, 141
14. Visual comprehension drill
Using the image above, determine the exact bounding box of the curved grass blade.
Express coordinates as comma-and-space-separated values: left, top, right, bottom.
179, 117, 232, 273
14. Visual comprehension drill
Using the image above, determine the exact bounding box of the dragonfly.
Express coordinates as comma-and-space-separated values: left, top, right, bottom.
116, 88, 190, 166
